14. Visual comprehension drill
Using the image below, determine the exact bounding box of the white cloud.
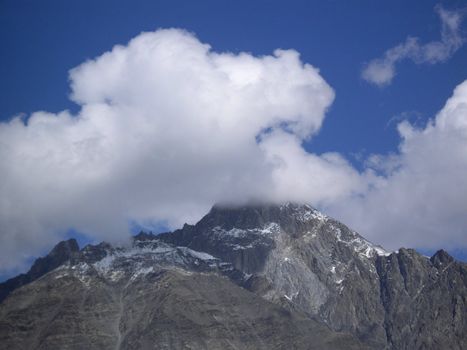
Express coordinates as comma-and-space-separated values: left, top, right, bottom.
258, 129, 373, 206
0, 28, 336, 273
1, 27, 466, 275
362, 6, 465, 86
327, 80, 467, 251
257, 78, 467, 252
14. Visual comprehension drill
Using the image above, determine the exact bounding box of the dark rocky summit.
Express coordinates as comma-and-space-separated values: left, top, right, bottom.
0, 203, 466, 349
0, 238, 79, 303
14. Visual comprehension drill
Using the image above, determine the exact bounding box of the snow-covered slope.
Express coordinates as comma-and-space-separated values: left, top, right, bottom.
54, 239, 245, 288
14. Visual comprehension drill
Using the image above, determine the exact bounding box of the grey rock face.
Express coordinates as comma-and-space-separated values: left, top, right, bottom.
159, 203, 467, 349
376, 249, 467, 350
158, 204, 388, 346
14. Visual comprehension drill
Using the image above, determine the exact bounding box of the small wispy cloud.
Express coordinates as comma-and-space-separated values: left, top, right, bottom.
362, 5, 465, 87
385, 110, 423, 129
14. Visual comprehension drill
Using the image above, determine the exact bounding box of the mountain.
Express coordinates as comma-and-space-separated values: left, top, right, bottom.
0, 203, 466, 349
158, 203, 467, 349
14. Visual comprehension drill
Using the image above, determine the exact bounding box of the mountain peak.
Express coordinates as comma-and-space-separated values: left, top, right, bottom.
46, 238, 79, 258
430, 249, 454, 266
28, 238, 80, 275
0, 238, 80, 303
197, 202, 326, 232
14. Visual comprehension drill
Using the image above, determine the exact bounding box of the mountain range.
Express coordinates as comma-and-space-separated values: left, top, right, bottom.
0, 203, 465, 349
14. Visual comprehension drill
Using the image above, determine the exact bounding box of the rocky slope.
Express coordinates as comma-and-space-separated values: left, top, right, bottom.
0, 233, 365, 350
0, 203, 466, 349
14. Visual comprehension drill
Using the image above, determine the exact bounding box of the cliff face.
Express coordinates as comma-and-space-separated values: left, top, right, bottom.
376, 249, 467, 349
0, 203, 466, 349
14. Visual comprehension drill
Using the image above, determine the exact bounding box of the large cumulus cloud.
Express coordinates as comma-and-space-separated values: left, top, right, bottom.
0, 28, 338, 272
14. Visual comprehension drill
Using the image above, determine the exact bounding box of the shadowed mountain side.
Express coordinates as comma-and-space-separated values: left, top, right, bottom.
0, 259, 366, 349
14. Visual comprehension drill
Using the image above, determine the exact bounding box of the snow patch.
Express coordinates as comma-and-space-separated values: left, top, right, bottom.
130, 266, 154, 281
283, 291, 299, 302
177, 247, 216, 261
213, 222, 280, 238
331, 223, 390, 259
284, 203, 328, 223
75, 240, 225, 283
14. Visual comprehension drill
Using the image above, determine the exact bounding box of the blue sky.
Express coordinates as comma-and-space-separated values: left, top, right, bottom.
0, 0, 466, 279
2, 0, 466, 158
